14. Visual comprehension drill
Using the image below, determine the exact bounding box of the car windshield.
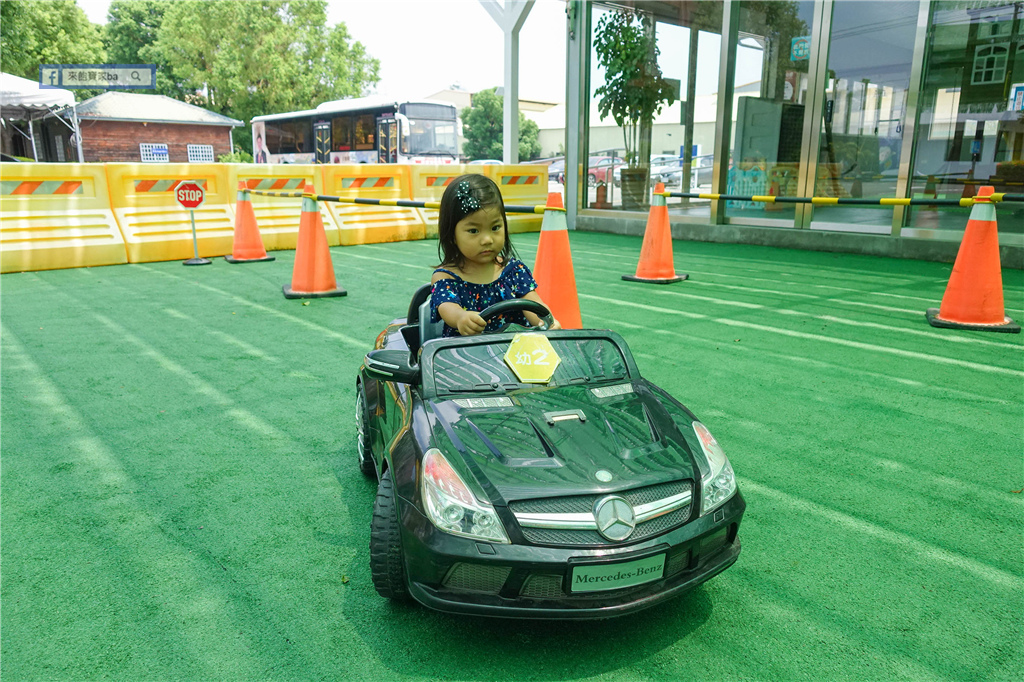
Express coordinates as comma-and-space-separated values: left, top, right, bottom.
431, 336, 629, 394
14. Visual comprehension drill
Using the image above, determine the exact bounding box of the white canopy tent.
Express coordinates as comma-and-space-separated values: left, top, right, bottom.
0, 72, 81, 161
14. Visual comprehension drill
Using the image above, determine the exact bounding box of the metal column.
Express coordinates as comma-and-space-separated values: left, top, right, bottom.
481, 0, 535, 165
711, 0, 740, 225
892, 0, 933, 236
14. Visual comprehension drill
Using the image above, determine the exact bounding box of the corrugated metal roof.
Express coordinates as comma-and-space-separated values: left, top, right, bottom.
76, 92, 242, 126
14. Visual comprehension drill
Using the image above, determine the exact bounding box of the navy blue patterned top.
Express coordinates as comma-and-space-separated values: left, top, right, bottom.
430, 259, 538, 337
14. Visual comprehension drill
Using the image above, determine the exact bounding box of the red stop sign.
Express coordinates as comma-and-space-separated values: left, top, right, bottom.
174, 181, 205, 209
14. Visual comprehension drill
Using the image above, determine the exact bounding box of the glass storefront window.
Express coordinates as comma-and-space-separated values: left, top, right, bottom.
586, 2, 723, 213
810, 0, 918, 233
908, 1, 1023, 235
725, 1, 816, 222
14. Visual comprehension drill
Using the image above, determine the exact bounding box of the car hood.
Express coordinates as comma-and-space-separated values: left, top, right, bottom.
426, 383, 698, 503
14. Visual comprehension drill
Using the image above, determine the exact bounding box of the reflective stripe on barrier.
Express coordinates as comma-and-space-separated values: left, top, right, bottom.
319, 164, 423, 246
223, 165, 339, 250
0, 163, 128, 273
408, 165, 471, 238
105, 163, 233, 263
485, 165, 546, 233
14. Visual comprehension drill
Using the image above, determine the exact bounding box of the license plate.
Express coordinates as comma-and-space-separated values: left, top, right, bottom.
569, 554, 665, 593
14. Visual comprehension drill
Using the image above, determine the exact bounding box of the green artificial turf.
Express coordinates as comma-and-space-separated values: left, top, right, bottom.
2, 232, 1021, 681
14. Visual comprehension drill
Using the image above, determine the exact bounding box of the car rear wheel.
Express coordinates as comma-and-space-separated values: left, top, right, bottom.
355, 388, 376, 478
369, 469, 409, 600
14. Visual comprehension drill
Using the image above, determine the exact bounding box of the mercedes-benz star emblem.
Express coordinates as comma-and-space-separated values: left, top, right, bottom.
593, 495, 636, 541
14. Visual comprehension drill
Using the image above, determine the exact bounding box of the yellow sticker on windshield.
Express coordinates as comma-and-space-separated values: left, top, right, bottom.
504, 333, 560, 383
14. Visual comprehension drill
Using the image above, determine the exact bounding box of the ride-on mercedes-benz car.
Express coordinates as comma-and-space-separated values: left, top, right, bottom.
355, 286, 745, 619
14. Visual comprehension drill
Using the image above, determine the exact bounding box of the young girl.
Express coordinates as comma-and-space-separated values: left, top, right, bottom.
430, 174, 560, 337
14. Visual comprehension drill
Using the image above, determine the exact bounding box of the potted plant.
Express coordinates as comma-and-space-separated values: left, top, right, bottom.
593, 6, 677, 209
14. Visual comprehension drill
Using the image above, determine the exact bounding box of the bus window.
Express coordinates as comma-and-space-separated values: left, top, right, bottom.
355, 114, 375, 150
332, 116, 353, 151
405, 118, 457, 156
266, 120, 311, 154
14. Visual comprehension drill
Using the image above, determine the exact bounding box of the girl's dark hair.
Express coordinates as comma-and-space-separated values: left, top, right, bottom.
436, 173, 517, 269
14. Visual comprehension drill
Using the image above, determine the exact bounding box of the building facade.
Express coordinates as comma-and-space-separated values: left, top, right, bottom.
562, 0, 1023, 266
74, 92, 242, 164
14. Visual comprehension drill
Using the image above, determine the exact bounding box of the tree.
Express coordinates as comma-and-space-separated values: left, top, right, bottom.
104, 0, 187, 100
460, 88, 541, 161
593, 7, 676, 170
0, 0, 106, 99
153, 0, 380, 154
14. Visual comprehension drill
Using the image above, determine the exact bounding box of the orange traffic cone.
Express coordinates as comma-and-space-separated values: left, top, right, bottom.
225, 181, 275, 263
283, 183, 346, 299
622, 182, 687, 284
926, 186, 1019, 333
532, 192, 582, 329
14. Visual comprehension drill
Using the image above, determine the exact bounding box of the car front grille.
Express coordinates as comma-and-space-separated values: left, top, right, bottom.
510, 480, 690, 514
442, 563, 511, 594
509, 480, 694, 547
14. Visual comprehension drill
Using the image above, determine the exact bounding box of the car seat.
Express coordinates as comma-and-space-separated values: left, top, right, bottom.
406, 283, 444, 349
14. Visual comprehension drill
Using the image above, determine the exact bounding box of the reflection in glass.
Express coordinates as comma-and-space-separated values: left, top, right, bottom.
727, 1, 816, 221
811, 1, 917, 232
908, 1, 1023, 234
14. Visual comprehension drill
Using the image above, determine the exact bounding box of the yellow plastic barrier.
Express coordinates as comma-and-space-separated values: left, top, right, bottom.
319, 164, 424, 245
408, 165, 474, 238
224, 165, 340, 249
105, 163, 234, 263
0, 163, 128, 273
485, 165, 546, 233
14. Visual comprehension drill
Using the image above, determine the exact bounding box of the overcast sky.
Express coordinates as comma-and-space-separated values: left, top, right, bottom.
77, 0, 569, 103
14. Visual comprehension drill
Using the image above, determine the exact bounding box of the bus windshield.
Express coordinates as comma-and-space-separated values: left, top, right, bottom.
403, 117, 457, 157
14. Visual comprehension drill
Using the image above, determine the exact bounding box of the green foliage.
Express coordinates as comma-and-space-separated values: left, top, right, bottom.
104, 1, 187, 99
460, 88, 542, 161
154, 0, 380, 133
593, 8, 676, 168
0, 0, 107, 100
217, 148, 254, 163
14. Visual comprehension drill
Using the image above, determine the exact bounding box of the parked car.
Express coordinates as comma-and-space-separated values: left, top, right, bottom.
356, 287, 746, 619
658, 155, 715, 190
587, 155, 625, 186
546, 158, 566, 183
613, 155, 680, 186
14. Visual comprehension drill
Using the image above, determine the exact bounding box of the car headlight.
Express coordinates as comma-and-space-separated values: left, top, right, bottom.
421, 448, 510, 544
692, 422, 737, 516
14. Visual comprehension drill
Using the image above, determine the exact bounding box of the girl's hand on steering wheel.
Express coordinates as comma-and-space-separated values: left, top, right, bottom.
457, 310, 487, 336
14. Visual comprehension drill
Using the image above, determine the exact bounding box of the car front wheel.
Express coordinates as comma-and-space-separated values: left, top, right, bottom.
355, 388, 376, 478
369, 469, 409, 600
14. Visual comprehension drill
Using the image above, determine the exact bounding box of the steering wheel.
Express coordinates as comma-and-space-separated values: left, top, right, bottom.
479, 299, 554, 333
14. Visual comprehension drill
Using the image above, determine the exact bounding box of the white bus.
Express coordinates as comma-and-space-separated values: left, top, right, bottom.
250, 96, 459, 165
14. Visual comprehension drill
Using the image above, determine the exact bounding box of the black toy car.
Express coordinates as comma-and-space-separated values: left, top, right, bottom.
356, 286, 745, 619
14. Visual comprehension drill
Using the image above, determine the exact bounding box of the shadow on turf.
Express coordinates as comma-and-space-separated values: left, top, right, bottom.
344, 578, 714, 678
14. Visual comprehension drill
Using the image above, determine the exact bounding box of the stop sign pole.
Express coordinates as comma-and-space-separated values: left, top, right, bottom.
175, 180, 211, 266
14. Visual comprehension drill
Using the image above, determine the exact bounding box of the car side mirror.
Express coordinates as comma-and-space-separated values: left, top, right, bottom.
364, 349, 421, 385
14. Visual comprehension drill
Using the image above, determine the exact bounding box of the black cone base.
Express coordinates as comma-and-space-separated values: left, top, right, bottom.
621, 272, 688, 284
925, 308, 1020, 334
183, 258, 212, 266
283, 284, 347, 299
